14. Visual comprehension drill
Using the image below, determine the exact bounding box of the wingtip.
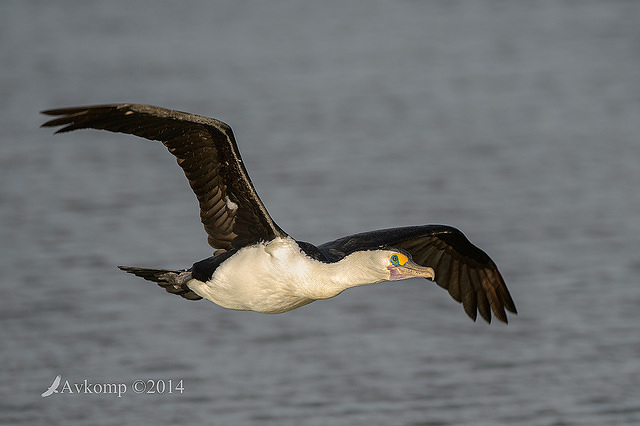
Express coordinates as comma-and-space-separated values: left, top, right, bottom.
40, 112, 68, 130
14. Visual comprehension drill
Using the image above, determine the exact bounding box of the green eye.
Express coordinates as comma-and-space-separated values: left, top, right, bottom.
389, 253, 409, 266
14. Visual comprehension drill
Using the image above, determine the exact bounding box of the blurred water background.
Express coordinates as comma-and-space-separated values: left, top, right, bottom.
2, 1, 640, 424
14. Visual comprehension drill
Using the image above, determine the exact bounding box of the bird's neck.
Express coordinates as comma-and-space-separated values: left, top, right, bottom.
249, 238, 390, 302
302, 251, 390, 300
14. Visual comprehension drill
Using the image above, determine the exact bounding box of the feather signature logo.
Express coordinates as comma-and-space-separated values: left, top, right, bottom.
41, 375, 62, 397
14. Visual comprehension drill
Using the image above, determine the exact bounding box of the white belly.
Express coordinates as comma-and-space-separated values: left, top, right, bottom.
186, 238, 319, 314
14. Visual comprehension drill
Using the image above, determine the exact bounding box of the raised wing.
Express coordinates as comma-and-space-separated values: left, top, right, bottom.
42, 104, 287, 251
318, 225, 516, 323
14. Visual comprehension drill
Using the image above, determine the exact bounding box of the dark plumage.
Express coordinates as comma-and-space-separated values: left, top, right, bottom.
42, 104, 285, 251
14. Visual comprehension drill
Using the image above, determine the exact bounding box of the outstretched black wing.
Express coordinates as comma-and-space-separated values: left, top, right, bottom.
42, 104, 287, 251
318, 225, 516, 323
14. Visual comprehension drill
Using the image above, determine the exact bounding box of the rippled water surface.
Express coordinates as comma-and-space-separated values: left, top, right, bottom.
2, 1, 640, 424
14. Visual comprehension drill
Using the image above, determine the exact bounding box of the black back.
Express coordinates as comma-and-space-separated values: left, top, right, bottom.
191, 249, 238, 282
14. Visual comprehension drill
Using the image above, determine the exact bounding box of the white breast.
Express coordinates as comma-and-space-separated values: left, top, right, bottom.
186, 238, 321, 314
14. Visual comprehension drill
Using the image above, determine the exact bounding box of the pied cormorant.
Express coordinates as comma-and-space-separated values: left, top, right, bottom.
42, 104, 516, 323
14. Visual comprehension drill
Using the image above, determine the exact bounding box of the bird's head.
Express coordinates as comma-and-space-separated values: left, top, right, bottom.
329, 248, 436, 293
383, 250, 435, 281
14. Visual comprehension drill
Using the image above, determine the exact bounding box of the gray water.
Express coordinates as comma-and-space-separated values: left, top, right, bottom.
2, 1, 640, 424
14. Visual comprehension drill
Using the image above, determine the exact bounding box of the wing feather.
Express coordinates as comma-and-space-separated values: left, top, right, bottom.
318, 225, 516, 323
472, 269, 492, 323
42, 104, 287, 251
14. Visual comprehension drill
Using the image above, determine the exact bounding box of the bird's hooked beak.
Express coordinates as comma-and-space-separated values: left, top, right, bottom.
388, 260, 435, 281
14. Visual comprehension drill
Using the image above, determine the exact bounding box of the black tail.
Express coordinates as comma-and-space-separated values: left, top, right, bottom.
118, 266, 202, 301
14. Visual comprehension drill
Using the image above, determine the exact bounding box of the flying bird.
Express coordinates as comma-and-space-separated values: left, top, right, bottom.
42, 104, 516, 323
42, 375, 62, 398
